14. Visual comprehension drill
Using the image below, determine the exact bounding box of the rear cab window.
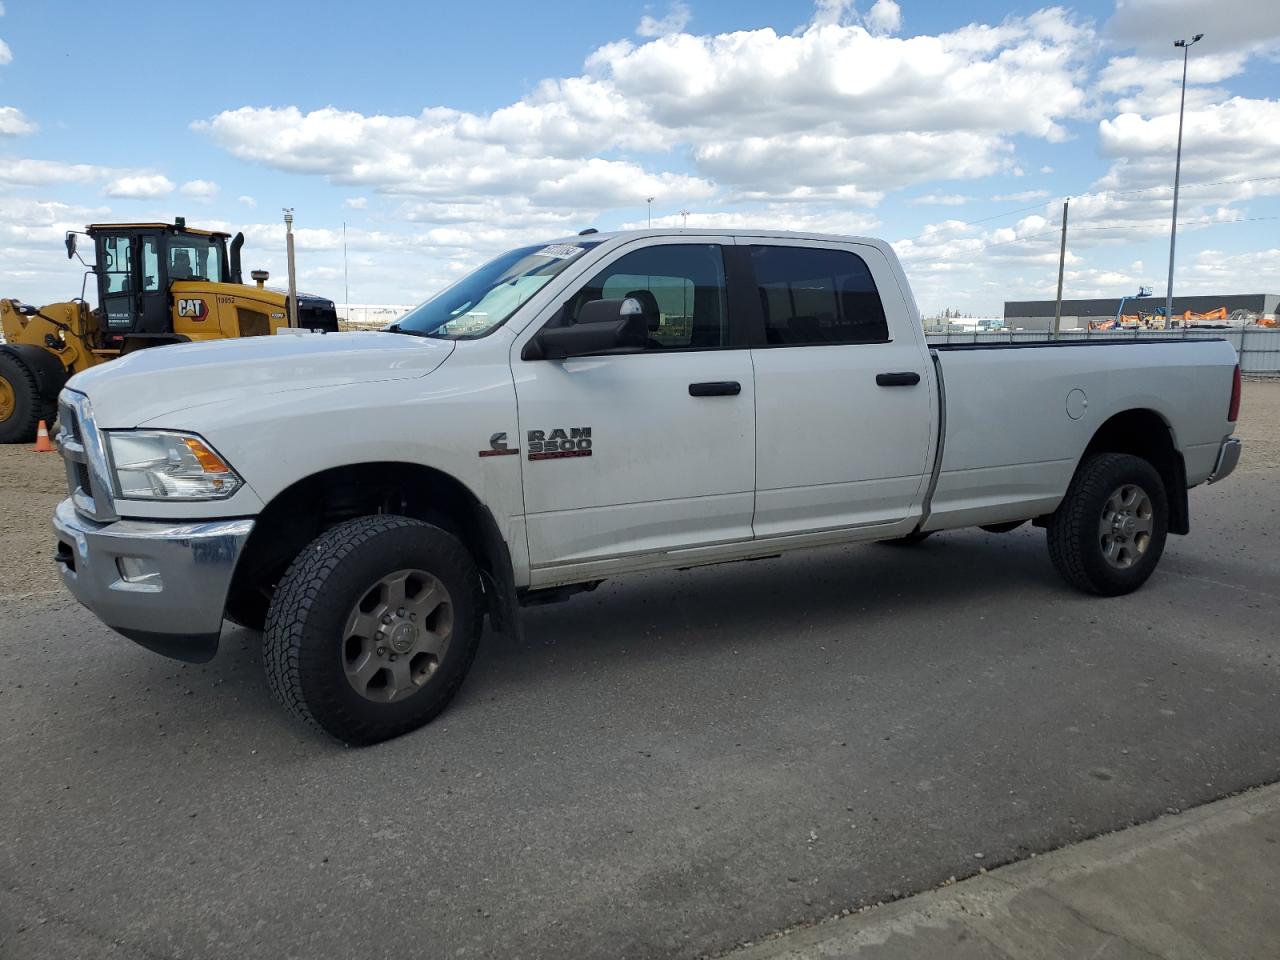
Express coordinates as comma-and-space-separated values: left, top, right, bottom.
745, 245, 889, 346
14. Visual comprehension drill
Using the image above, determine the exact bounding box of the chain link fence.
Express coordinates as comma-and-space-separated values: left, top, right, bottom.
925, 327, 1280, 376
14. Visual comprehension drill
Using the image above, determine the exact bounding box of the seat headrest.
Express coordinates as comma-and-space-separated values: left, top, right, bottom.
624, 289, 662, 331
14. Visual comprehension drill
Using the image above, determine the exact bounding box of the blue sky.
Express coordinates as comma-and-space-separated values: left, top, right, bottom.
2, 0, 1277, 315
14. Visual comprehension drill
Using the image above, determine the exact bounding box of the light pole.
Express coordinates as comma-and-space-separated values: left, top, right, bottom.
1165, 32, 1203, 330
283, 208, 298, 329
646, 196, 655, 228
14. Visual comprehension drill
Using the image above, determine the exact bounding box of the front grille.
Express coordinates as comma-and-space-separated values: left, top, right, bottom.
57, 391, 117, 523
74, 461, 91, 496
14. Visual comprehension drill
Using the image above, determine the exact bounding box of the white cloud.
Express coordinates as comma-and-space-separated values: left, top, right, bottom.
0, 156, 109, 186
179, 178, 218, 200
238, 194, 256, 208
0, 38, 11, 66
992, 189, 1050, 202
1106, 0, 1280, 56
1040, 165, 1054, 174
343, 196, 367, 209
621, 204, 880, 235
910, 194, 971, 206
637, 1, 690, 38
864, 0, 901, 37
0, 105, 33, 135
0, 197, 115, 303
1181, 248, 1280, 292
198, 9, 1092, 217
811, 0, 855, 27
104, 173, 174, 199
1093, 97, 1280, 228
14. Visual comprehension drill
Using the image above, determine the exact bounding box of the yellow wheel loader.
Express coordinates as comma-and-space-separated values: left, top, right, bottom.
0, 219, 337, 443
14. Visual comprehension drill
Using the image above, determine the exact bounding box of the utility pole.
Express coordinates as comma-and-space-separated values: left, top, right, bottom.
283, 208, 298, 328
1167, 33, 1203, 334
646, 196, 655, 228
1052, 198, 1069, 340
343, 221, 349, 326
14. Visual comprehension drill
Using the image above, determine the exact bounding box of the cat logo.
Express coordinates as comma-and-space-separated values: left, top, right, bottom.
176, 298, 209, 320
527, 427, 592, 461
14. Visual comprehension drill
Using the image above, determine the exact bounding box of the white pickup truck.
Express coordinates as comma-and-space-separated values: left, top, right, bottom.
51, 229, 1243, 743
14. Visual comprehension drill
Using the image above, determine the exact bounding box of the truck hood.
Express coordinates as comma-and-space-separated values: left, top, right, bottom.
67, 331, 454, 427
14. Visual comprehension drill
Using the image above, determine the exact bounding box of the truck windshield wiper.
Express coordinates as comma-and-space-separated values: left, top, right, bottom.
385, 323, 441, 339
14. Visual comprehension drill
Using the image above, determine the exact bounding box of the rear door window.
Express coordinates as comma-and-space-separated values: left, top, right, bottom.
746, 245, 889, 346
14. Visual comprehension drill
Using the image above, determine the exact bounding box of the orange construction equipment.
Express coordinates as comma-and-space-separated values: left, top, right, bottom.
1183, 307, 1228, 323
33, 419, 53, 453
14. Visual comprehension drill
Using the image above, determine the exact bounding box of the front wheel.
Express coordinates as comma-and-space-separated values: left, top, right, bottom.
263, 516, 483, 745
0, 352, 52, 444
1047, 453, 1168, 596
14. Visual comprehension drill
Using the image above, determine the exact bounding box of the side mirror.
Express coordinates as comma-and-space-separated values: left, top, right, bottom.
524, 298, 648, 360
65, 232, 77, 260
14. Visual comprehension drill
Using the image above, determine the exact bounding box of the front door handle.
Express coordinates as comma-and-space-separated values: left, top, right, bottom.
689, 381, 742, 397
876, 372, 921, 387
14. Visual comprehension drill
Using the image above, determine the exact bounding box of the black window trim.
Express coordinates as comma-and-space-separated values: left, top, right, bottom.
731, 241, 893, 349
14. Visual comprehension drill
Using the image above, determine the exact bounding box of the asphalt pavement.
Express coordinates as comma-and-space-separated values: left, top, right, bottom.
1, 470, 1277, 960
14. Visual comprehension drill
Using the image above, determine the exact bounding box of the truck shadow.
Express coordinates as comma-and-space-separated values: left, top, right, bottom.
465, 527, 1066, 695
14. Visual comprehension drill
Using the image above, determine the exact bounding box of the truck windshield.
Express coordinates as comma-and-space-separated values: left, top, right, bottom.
391, 241, 600, 339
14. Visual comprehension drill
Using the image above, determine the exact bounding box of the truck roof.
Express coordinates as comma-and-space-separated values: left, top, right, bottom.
555, 227, 894, 255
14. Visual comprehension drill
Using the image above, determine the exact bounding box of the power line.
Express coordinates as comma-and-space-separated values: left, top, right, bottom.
926, 174, 1280, 235
906, 213, 1280, 266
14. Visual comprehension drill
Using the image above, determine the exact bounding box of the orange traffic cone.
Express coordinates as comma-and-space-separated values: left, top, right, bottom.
34, 420, 54, 453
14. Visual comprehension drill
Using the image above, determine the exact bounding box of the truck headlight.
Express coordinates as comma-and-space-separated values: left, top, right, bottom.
105, 431, 243, 500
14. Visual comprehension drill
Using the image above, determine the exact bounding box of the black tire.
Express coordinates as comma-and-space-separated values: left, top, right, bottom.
0, 352, 53, 444
879, 530, 933, 546
263, 515, 483, 745
1047, 453, 1168, 596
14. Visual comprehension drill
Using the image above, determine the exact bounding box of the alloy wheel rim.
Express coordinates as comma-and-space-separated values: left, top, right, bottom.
1098, 483, 1154, 570
341, 568, 454, 703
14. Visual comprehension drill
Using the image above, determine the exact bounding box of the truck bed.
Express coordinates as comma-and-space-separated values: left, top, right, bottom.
922, 338, 1239, 531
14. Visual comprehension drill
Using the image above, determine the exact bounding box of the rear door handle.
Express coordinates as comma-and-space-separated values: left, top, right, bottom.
876, 372, 921, 387
689, 381, 742, 397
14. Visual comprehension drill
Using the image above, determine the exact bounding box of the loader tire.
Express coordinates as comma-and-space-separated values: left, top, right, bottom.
0, 352, 52, 445
1047, 453, 1168, 596
262, 516, 483, 745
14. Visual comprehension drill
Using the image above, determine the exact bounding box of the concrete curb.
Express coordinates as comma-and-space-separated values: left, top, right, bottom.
728, 782, 1280, 959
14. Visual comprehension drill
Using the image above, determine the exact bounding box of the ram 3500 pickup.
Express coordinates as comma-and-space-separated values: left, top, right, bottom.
51, 230, 1243, 743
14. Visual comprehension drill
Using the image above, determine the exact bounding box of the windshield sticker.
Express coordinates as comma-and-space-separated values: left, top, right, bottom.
534, 244, 586, 260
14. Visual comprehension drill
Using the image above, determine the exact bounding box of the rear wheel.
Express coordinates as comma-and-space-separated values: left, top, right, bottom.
0, 352, 51, 444
1047, 453, 1168, 596
262, 515, 483, 745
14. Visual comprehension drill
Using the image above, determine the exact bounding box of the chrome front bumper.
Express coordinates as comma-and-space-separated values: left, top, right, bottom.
52, 498, 254, 662
1208, 437, 1242, 484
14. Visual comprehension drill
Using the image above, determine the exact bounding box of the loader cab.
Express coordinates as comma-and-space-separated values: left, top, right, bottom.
88, 222, 231, 343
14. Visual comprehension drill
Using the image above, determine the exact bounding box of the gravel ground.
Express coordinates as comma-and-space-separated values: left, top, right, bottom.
0, 444, 65, 598
1238, 377, 1280, 472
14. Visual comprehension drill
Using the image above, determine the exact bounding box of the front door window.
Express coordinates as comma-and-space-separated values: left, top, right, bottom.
96, 234, 136, 330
